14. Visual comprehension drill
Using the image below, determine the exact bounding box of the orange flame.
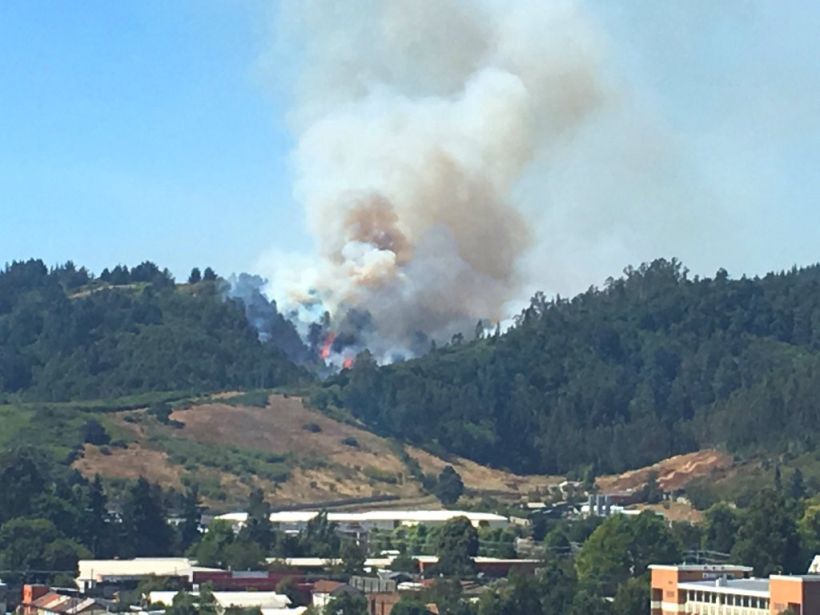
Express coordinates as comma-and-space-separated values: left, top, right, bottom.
320, 332, 336, 360
342, 357, 354, 369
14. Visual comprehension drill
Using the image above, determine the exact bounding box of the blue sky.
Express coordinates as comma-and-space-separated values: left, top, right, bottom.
0, 0, 305, 278
1, 1, 819, 291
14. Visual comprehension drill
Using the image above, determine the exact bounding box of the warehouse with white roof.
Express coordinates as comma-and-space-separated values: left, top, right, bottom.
215, 509, 511, 533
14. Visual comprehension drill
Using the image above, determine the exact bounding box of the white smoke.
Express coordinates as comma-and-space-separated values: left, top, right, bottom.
268, 0, 608, 359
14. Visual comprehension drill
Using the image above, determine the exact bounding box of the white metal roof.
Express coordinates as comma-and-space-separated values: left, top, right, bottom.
78, 558, 196, 582
216, 510, 508, 525
212, 592, 290, 609
267, 555, 540, 569
148, 592, 291, 610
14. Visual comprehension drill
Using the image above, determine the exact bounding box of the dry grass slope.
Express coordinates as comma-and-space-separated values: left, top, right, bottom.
73, 393, 559, 509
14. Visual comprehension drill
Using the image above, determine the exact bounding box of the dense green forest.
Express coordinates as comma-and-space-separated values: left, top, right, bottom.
0, 259, 310, 400
6, 256, 820, 478
316, 259, 820, 475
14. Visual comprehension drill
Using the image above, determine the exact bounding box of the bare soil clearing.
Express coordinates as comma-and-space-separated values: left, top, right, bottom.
597, 449, 733, 493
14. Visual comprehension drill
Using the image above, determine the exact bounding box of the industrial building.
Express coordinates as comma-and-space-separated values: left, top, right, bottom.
215, 509, 511, 533
650, 563, 820, 614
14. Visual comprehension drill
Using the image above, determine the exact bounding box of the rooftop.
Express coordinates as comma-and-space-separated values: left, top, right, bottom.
147, 591, 291, 610
649, 564, 754, 572
678, 578, 770, 597
78, 558, 200, 582
216, 510, 509, 525
29, 593, 104, 615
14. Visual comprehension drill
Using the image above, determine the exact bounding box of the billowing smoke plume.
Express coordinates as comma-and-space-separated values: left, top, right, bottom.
274, 0, 607, 361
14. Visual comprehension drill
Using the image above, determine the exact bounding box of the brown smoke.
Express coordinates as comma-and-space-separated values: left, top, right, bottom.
273, 0, 607, 360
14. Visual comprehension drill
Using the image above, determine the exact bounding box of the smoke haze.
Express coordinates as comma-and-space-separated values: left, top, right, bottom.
268, 0, 609, 359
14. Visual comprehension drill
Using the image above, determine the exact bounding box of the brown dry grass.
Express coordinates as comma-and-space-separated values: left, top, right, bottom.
171, 396, 409, 476
73, 393, 562, 508
405, 446, 560, 495
74, 443, 184, 489
632, 501, 704, 523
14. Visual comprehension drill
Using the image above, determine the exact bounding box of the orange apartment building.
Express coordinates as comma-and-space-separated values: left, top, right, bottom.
650, 564, 820, 614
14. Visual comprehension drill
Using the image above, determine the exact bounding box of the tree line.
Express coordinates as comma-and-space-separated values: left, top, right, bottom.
0, 259, 310, 400
317, 259, 820, 476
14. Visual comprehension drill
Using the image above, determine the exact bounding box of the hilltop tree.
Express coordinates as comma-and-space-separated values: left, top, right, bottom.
202, 267, 218, 282
188, 268, 202, 284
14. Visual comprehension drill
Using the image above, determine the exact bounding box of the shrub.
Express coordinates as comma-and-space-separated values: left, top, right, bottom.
82, 419, 111, 445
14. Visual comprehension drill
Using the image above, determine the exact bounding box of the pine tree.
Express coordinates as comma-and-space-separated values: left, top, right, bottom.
241, 488, 273, 552
86, 475, 111, 556
188, 268, 202, 284
434, 466, 464, 506
122, 477, 173, 556
178, 487, 202, 552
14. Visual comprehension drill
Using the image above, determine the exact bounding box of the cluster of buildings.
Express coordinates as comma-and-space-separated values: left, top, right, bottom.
650, 563, 820, 614
18, 584, 304, 615
9, 550, 541, 615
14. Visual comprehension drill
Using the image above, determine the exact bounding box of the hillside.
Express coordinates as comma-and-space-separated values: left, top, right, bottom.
316, 259, 820, 477
58, 392, 557, 509
0, 259, 310, 400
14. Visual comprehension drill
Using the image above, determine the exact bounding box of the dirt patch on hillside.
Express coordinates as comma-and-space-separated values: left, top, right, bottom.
633, 501, 704, 523
597, 449, 733, 494
74, 444, 184, 489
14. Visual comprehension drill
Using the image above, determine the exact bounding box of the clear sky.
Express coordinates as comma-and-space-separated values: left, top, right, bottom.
1, 1, 819, 294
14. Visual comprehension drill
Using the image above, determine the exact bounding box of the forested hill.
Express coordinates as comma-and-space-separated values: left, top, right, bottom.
0, 259, 310, 400
317, 259, 820, 476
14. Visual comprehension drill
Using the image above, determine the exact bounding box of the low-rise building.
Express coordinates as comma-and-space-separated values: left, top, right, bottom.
19, 586, 108, 615
650, 563, 820, 614
76, 558, 207, 593
216, 510, 511, 534
146, 591, 294, 615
